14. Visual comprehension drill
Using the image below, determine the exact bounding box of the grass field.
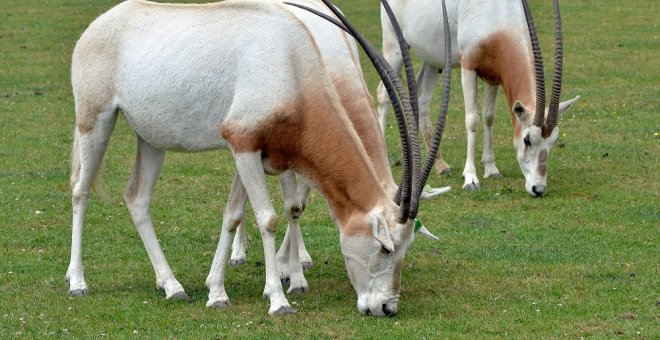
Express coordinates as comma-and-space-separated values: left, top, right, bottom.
1, 0, 658, 338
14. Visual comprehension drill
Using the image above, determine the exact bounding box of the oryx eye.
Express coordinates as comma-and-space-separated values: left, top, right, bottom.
524, 135, 531, 147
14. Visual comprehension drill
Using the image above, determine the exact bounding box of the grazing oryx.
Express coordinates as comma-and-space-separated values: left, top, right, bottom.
227, 0, 449, 292
376, 0, 580, 196
67, 0, 451, 316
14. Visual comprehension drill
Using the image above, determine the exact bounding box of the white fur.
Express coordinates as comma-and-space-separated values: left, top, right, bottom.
376, 0, 579, 195
68, 0, 422, 316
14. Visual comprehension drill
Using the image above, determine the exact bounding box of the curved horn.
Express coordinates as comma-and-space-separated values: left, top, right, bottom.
380, 0, 419, 127
521, 0, 546, 128
381, 0, 422, 220
547, 0, 563, 130
414, 0, 452, 217
286, 0, 415, 222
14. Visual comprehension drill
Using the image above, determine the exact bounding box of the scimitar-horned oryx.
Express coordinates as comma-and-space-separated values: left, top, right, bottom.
67, 0, 451, 316
376, 0, 580, 196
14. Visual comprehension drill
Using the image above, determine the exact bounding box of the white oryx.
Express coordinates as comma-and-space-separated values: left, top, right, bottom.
67, 0, 451, 316
376, 0, 580, 196
227, 0, 449, 292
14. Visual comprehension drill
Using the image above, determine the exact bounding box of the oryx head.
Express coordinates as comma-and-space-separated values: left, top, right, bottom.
514, 0, 580, 197
338, 205, 413, 316
291, 0, 452, 316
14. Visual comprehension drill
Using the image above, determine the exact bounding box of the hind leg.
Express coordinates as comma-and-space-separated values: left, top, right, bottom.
123, 136, 187, 300
417, 62, 452, 175
276, 171, 308, 293
66, 108, 117, 296
482, 83, 502, 178
229, 221, 248, 267
206, 174, 248, 308
295, 177, 313, 269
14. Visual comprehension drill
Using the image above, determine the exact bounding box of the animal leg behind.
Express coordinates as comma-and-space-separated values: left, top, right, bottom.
295, 177, 313, 268
206, 174, 247, 308
461, 68, 481, 190
417, 62, 451, 176
124, 136, 188, 300
482, 83, 502, 178
376, 10, 405, 135
277, 171, 309, 294
229, 221, 248, 266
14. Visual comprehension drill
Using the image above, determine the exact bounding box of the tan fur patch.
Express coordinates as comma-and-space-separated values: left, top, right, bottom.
461, 31, 536, 137
221, 77, 389, 230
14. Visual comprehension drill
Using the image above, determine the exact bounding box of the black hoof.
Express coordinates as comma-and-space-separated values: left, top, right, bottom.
463, 182, 480, 190
170, 292, 191, 302
440, 168, 453, 176
289, 286, 309, 294
229, 259, 247, 267
68, 289, 87, 297
280, 277, 291, 287
271, 306, 297, 315
208, 300, 232, 309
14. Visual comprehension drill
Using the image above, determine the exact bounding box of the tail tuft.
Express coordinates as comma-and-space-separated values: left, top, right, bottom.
70, 128, 111, 203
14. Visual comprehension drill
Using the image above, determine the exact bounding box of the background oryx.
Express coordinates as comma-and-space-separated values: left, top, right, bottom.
67, 0, 450, 316
376, 0, 580, 196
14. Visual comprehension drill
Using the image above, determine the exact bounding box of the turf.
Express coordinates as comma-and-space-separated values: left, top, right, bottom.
0, 0, 657, 338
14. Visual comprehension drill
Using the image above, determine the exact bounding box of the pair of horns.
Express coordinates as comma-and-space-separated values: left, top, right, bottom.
286, 0, 452, 223
523, 0, 564, 131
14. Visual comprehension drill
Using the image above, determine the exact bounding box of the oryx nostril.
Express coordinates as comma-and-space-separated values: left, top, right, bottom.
382, 304, 395, 317
532, 186, 545, 197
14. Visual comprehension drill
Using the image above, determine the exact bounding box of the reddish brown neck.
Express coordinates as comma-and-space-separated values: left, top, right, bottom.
332, 76, 395, 193
461, 31, 536, 139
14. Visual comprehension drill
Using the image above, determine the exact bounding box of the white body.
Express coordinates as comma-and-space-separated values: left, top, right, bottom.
377, 0, 579, 195
68, 0, 418, 316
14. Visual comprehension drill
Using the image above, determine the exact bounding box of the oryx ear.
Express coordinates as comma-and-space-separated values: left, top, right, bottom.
369, 213, 394, 253
512, 101, 529, 122
558, 95, 581, 115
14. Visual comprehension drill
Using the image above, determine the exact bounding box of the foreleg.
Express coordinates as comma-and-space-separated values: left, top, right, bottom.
461, 68, 481, 190
233, 152, 294, 314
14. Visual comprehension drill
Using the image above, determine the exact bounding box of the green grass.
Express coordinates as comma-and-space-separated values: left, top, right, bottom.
1, 0, 658, 338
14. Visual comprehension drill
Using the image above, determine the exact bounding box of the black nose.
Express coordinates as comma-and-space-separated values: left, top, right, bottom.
382, 304, 395, 317
532, 186, 545, 197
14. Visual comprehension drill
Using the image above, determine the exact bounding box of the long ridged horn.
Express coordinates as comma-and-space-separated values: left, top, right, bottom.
380, 0, 422, 220
380, 0, 419, 127
521, 0, 546, 128
414, 0, 452, 215
285, 0, 415, 222
547, 0, 563, 130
